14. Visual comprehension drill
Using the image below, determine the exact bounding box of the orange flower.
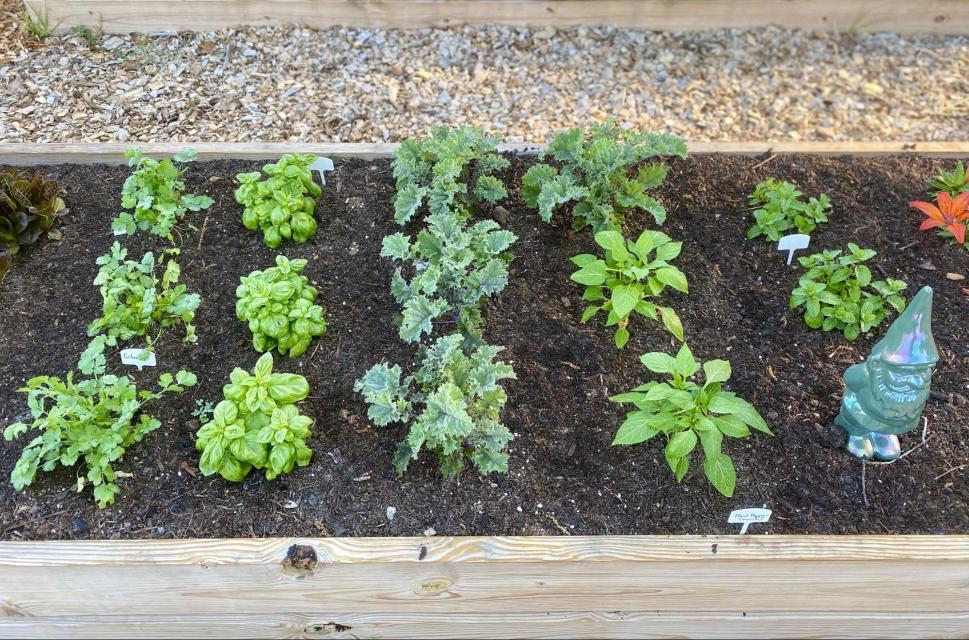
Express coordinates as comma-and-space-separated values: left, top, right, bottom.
911, 191, 969, 244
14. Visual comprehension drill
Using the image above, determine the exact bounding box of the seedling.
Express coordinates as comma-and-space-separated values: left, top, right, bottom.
747, 179, 831, 242
521, 122, 686, 231
790, 244, 907, 340
355, 334, 516, 479
612, 344, 772, 497
571, 229, 687, 348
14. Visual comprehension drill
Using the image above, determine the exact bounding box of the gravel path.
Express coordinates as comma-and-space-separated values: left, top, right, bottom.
1, 4, 967, 143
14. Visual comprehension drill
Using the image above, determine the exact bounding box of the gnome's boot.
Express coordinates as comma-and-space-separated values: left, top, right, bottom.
870, 432, 901, 461
846, 434, 874, 460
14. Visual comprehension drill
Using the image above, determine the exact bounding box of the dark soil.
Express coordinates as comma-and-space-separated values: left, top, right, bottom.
1, 153, 967, 541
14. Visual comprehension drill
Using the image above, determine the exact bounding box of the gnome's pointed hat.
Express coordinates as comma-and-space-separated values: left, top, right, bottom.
872, 286, 939, 366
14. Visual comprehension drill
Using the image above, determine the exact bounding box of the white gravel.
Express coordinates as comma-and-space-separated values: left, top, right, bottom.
1, 19, 967, 143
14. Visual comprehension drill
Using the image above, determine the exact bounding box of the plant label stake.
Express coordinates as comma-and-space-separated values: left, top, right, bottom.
120, 348, 156, 370
310, 157, 334, 185
777, 233, 810, 265
728, 506, 772, 534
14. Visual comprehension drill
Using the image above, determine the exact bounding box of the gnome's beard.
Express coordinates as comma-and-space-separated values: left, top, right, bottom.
872, 367, 931, 422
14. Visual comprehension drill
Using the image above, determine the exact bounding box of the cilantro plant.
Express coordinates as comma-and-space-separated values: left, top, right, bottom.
88, 242, 200, 346
235, 154, 322, 248
521, 122, 687, 231
355, 334, 516, 479
195, 353, 313, 482
0, 169, 68, 276
112, 148, 213, 239
928, 162, 969, 197
381, 216, 516, 344
746, 178, 831, 242
571, 229, 687, 348
4, 336, 196, 507
392, 126, 509, 224
236, 255, 327, 357
612, 344, 771, 497
790, 244, 907, 340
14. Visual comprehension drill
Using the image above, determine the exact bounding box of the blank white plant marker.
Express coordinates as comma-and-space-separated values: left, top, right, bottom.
310, 157, 334, 185
778, 233, 811, 265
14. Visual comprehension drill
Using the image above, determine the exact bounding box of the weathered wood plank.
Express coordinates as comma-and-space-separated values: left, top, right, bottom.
22, 0, 969, 35
1, 141, 968, 166
3, 611, 968, 639
1, 537, 967, 616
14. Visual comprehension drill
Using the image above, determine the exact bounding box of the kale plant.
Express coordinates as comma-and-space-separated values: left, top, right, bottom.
235, 154, 322, 248
612, 344, 772, 497
112, 148, 213, 239
356, 334, 516, 478
4, 337, 196, 507
195, 353, 313, 482
521, 122, 687, 231
928, 162, 969, 197
381, 215, 516, 344
790, 244, 907, 341
88, 242, 200, 346
746, 178, 831, 242
392, 126, 509, 224
236, 255, 327, 357
0, 169, 68, 275
571, 229, 686, 348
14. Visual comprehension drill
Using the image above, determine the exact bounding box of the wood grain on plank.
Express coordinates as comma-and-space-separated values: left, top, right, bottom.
22, 0, 969, 35
3, 611, 968, 639
1, 142, 968, 166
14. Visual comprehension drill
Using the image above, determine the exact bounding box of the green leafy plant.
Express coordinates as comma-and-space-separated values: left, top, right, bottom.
521, 122, 687, 231
612, 344, 771, 497
928, 162, 969, 197
0, 169, 68, 275
381, 215, 516, 344
87, 242, 200, 346
571, 229, 687, 348
392, 126, 509, 224
195, 353, 312, 482
4, 337, 196, 507
790, 244, 907, 341
235, 154, 321, 248
746, 178, 831, 242
235, 255, 326, 357
355, 334, 516, 479
112, 149, 213, 239
21, 5, 58, 40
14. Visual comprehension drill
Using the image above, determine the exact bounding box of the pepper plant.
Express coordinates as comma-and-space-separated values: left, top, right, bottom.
571, 229, 686, 348
112, 148, 213, 239
612, 344, 771, 497
0, 169, 68, 275
746, 178, 831, 242
928, 162, 969, 197
195, 353, 313, 482
790, 244, 907, 340
4, 336, 196, 507
521, 122, 687, 231
236, 255, 327, 357
87, 242, 200, 346
235, 154, 322, 248
381, 215, 516, 344
392, 125, 509, 224
355, 334, 516, 479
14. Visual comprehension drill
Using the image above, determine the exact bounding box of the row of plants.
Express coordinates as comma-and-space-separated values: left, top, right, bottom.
2, 132, 966, 507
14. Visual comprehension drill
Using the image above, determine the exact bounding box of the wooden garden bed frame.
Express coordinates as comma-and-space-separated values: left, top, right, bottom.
1, 141, 968, 639
22, 0, 969, 35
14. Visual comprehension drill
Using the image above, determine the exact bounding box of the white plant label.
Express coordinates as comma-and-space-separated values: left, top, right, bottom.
120, 348, 156, 370
777, 233, 811, 266
310, 157, 334, 185
113, 228, 128, 236
728, 507, 772, 534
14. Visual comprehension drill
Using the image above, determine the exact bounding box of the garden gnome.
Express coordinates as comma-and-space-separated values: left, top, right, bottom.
834, 286, 938, 461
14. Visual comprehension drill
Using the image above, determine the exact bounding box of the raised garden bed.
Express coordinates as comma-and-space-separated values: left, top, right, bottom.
1, 142, 968, 638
